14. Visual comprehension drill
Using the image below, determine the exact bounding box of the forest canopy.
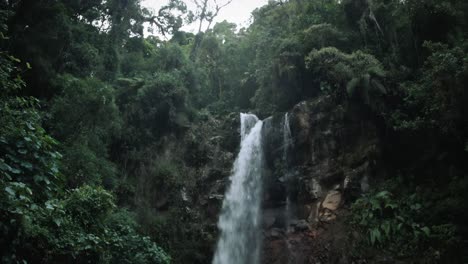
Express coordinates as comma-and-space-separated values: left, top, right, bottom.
1, 0, 468, 263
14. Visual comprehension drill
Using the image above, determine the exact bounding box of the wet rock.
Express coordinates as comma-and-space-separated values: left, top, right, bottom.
292, 219, 309, 231
322, 190, 342, 211
208, 194, 224, 200
267, 228, 285, 240
261, 95, 383, 264
290, 95, 381, 204
263, 214, 276, 229
307, 178, 322, 200
263, 207, 287, 229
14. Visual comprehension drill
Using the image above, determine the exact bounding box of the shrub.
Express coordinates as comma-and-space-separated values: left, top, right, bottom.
350, 188, 458, 261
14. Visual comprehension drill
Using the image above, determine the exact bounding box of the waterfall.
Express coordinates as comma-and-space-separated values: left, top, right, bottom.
282, 113, 296, 263
212, 113, 264, 264
283, 113, 294, 230
283, 113, 292, 163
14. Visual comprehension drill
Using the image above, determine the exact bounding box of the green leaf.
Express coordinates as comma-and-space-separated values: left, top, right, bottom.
26, 62, 32, 69
53, 218, 62, 227
370, 228, 377, 245
45, 202, 54, 210
375, 191, 390, 198
18, 149, 27, 155
370, 199, 381, 211
421, 226, 430, 237
382, 221, 391, 236
5, 186, 15, 196
9, 167, 21, 174
0, 161, 13, 172
0, 32, 10, 40
26, 122, 35, 131
21, 162, 33, 169
397, 223, 403, 231
374, 228, 382, 243
8, 55, 21, 63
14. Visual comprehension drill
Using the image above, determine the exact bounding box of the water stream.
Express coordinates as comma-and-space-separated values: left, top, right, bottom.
282, 113, 296, 264
283, 112, 294, 231
212, 113, 264, 264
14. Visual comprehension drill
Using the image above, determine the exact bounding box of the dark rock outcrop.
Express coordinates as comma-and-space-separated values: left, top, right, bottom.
290, 95, 380, 208
261, 95, 382, 264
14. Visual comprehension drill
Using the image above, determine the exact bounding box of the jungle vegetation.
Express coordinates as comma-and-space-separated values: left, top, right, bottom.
1, 0, 468, 263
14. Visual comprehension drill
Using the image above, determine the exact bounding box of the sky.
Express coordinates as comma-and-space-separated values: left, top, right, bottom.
141, 0, 269, 35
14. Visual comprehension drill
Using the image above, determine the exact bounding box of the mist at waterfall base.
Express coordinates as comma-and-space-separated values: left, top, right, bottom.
212, 113, 265, 264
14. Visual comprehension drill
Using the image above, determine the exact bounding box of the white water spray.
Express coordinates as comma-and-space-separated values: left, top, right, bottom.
283, 113, 294, 230
282, 113, 296, 263
212, 113, 264, 264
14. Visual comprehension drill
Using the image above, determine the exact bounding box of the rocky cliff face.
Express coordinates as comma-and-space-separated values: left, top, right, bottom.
178, 95, 383, 263
261, 95, 382, 264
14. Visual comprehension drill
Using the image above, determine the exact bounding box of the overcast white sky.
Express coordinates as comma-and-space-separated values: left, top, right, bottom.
142, 0, 268, 34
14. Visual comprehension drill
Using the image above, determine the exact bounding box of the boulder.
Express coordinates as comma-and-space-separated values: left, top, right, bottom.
322, 190, 342, 211
292, 219, 309, 231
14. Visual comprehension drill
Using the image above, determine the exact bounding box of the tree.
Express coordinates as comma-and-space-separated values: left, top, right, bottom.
190, 0, 233, 34
1, 15, 170, 263
306, 47, 386, 110
144, 0, 188, 36
188, 0, 233, 60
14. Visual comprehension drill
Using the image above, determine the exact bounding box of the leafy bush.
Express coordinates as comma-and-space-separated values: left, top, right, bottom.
1, 50, 63, 263
306, 47, 386, 108
350, 189, 458, 261
50, 75, 121, 144
390, 42, 467, 135
49, 75, 121, 187
0, 99, 62, 198
61, 140, 118, 188
20, 186, 171, 264
1, 38, 170, 263
301, 24, 347, 51
117, 72, 190, 147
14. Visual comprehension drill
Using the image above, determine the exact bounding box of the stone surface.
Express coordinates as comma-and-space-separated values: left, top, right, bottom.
261, 95, 382, 264
267, 228, 285, 240
293, 220, 310, 231
321, 190, 342, 211
290, 96, 380, 199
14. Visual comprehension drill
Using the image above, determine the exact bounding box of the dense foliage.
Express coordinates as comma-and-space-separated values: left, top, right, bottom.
1, 0, 468, 263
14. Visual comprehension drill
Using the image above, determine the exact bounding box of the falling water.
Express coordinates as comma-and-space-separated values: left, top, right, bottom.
212, 113, 264, 264
283, 113, 297, 264
283, 113, 292, 164
283, 112, 294, 230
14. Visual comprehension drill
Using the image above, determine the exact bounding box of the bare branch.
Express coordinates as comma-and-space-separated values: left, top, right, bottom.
217, 0, 233, 11
205, 0, 233, 31
145, 15, 168, 36
190, 0, 202, 9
